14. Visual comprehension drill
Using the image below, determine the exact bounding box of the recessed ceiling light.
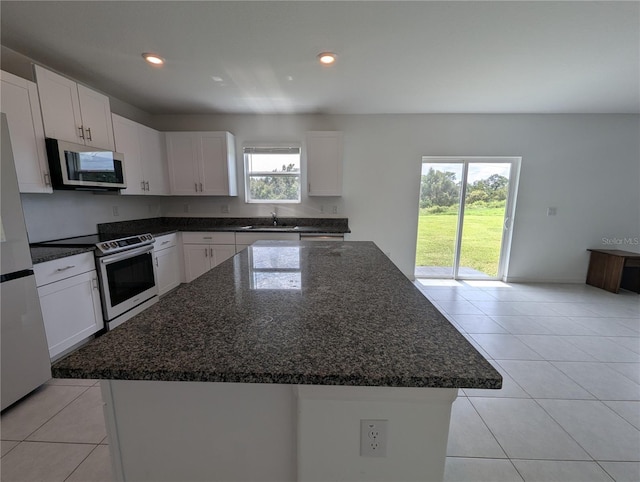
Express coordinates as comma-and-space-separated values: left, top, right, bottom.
317, 52, 337, 65
142, 53, 164, 66
211, 76, 224, 82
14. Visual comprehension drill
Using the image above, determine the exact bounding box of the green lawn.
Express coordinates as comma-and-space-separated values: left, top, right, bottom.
416, 206, 505, 277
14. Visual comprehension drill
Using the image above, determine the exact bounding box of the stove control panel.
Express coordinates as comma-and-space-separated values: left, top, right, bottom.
95, 234, 155, 256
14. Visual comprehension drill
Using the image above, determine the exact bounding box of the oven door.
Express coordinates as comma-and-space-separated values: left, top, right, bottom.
97, 245, 158, 323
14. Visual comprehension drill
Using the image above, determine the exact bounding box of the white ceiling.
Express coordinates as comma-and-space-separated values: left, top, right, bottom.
1, 1, 638, 115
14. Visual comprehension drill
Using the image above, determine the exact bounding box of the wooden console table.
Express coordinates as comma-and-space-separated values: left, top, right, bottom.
586, 249, 640, 294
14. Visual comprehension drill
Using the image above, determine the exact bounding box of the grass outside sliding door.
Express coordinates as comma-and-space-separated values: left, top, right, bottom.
416, 205, 505, 278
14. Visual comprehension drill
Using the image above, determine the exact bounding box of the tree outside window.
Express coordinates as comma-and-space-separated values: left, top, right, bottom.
244, 147, 301, 203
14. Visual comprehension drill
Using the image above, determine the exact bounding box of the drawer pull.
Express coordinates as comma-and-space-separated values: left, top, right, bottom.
161, 240, 171, 245
202, 236, 212, 240
55, 265, 76, 272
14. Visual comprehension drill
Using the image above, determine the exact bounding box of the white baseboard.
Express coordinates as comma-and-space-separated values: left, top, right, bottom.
504, 276, 586, 284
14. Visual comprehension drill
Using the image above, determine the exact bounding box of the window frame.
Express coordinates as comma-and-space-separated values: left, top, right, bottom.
243, 145, 302, 204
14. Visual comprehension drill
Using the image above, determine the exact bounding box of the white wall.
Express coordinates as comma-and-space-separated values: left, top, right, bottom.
21, 191, 163, 243
18, 112, 639, 281
153, 113, 640, 282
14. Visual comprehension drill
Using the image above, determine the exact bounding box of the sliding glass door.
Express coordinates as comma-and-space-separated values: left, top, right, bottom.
415, 157, 519, 280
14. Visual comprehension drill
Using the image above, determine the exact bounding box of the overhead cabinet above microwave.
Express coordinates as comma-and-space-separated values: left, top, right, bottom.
34, 65, 115, 151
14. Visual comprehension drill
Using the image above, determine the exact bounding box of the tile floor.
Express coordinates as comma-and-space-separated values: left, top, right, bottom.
416, 280, 639, 482
0, 281, 638, 481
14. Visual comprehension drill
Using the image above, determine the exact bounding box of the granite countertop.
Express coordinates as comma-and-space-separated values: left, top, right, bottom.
98, 217, 351, 236
30, 246, 95, 264
52, 241, 502, 390
31, 217, 350, 264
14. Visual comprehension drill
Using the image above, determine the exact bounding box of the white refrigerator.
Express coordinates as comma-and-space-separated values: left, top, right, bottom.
1, 113, 51, 411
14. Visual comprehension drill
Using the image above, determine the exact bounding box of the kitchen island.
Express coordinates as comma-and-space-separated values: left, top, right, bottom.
53, 241, 501, 482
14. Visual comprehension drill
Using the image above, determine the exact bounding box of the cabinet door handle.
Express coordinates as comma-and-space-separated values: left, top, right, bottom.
141, 181, 146, 191
43, 172, 51, 186
92, 278, 98, 290
85, 127, 92, 141
195, 183, 198, 192
78, 126, 85, 139
155, 257, 159, 267
56, 265, 75, 272
204, 248, 208, 257
210, 248, 214, 257
199, 183, 203, 192
308, 183, 311, 193
145, 181, 150, 191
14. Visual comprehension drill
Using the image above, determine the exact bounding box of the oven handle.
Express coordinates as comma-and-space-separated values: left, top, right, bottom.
99, 245, 154, 265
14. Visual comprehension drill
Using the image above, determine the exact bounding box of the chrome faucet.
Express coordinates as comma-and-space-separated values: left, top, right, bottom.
271, 211, 278, 226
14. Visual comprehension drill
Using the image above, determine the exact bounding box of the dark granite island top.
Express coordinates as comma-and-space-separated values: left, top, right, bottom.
53, 241, 501, 390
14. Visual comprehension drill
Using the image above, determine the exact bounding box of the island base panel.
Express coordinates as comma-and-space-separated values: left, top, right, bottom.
297, 385, 457, 482
101, 380, 457, 482
101, 380, 297, 482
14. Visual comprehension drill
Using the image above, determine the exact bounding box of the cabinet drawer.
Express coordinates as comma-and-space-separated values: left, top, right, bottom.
154, 233, 178, 251
34, 252, 95, 287
182, 232, 236, 245
235, 232, 299, 245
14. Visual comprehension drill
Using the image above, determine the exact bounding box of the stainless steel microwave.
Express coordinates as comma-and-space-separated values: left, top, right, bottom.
45, 138, 126, 191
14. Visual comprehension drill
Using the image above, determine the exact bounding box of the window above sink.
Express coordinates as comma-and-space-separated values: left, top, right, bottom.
243, 145, 301, 204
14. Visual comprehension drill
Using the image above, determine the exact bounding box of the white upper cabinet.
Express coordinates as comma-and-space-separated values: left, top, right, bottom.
0, 70, 52, 193
34, 65, 115, 150
112, 114, 168, 195
139, 124, 169, 195
76, 84, 115, 150
165, 131, 237, 196
306, 131, 343, 196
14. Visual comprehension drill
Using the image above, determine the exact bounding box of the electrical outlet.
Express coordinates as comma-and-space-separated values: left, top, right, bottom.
331, 205, 338, 214
360, 419, 388, 457
547, 207, 557, 216
220, 204, 230, 214
112, 205, 119, 217
320, 205, 325, 214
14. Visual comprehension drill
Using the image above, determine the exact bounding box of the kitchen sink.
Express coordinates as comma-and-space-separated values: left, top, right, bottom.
240, 225, 297, 231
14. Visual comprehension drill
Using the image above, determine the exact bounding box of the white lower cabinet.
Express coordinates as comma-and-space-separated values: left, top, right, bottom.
34, 253, 103, 360
153, 234, 181, 295
182, 232, 236, 283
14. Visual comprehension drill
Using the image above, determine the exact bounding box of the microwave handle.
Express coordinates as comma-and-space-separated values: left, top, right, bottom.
99, 245, 153, 265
